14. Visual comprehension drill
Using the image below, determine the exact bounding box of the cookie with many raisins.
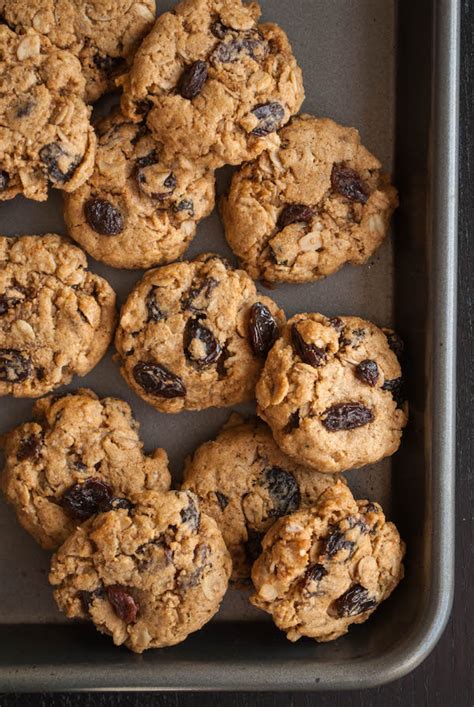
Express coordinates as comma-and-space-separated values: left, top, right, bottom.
251, 481, 405, 642
64, 111, 215, 269
50, 490, 231, 652
0, 0, 156, 103
256, 313, 408, 472
1, 389, 171, 549
221, 115, 398, 283
0, 235, 116, 397
119, 0, 304, 168
182, 413, 344, 583
114, 254, 285, 413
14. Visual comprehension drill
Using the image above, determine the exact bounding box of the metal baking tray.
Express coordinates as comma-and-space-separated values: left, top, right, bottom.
0, 0, 458, 691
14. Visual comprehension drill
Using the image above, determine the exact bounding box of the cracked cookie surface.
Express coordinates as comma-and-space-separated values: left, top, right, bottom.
114, 254, 285, 413
64, 111, 215, 269
222, 115, 398, 283
251, 481, 405, 642
0, 25, 96, 202
1, 389, 171, 549
182, 413, 343, 583
120, 0, 304, 168
256, 313, 408, 472
50, 489, 232, 652
0, 235, 116, 397
0, 0, 156, 103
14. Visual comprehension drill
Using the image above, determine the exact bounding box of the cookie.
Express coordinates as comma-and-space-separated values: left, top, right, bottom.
256, 313, 408, 472
221, 115, 399, 283
0, 235, 116, 397
119, 0, 304, 168
182, 414, 344, 583
64, 111, 216, 270
49, 490, 232, 652
0, 26, 96, 202
114, 254, 285, 413
1, 389, 171, 549
251, 481, 405, 642
0, 0, 156, 103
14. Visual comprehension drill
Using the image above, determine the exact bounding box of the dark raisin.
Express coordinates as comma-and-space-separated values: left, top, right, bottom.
133, 361, 186, 398
291, 324, 327, 367
355, 359, 379, 387
346, 516, 369, 534
173, 198, 194, 216
39, 143, 78, 183
248, 302, 279, 357
16, 99, 35, 118
363, 502, 379, 514
284, 410, 300, 432
146, 286, 164, 322
0, 349, 31, 383
329, 317, 344, 333
333, 583, 377, 618
244, 530, 264, 564
73, 461, 87, 472
251, 102, 285, 137
322, 403, 374, 431
92, 54, 124, 76
277, 204, 314, 230
178, 60, 208, 99
325, 529, 354, 558
17, 433, 42, 461
384, 330, 404, 360
216, 344, 230, 379
109, 497, 134, 512
135, 149, 158, 170
181, 277, 218, 312
183, 316, 221, 367
84, 198, 124, 235
0, 294, 20, 316
79, 586, 105, 613
106, 585, 139, 623
61, 478, 113, 520
215, 491, 229, 510
382, 377, 405, 408
305, 563, 327, 583
331, 163, 370, 204
180, 494, 200, 530
35, 367, 45, 380
265, 467, 300, 517
211, 31, 267, 64
211, 19, 229, 39
0, 170, 9, 192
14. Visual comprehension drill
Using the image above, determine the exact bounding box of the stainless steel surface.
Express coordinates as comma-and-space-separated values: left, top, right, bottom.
0, 0, 458, 690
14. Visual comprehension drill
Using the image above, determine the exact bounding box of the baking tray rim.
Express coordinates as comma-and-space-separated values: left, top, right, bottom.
0, 0, 459, 692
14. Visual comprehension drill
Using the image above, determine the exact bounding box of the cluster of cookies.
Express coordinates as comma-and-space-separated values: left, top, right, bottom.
0, 0, 407, 654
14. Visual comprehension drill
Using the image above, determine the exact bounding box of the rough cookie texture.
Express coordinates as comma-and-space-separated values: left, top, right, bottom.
50, 490, 232, 652
64, 112, 216, 270
0, 25, 96, 202
256, 313, 408, 472
120, 0, 305, 168
114, 254, 285, 413
0, 0, 156, 103
182, 414, 343, 582
0, 235, 116, 397
251, 481, 405, 642
221, 115, 399, 283
1, 389, 171, 549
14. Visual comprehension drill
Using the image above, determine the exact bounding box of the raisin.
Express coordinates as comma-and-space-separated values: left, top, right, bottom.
251, 102, 285, 137
306, 563, 328, 583
384, 330, 404, 360
173, 199, 194, 216
92, 54, 124, 76
211, 31, 267, 64
106, 585, 139, 623
277, 204, 314, 230
181, 277, 218, 312
325, 529, 354, 558
248, 302, 279, 357
16, 99, 35, 118
355, 359, 379, 387
135, 150, 158, 170
329, 317, 344, 333
363, 502, 380, 514
36, 366, 45, 380
284, 410, 300, 432
333, 583, 377, 617
0, 349, 31, 383
180, 494, 200, 530
382, 377, 405, 408
84, 198, 124, 235
322, 403, 373, 431
17, 433, 42, 461
79, 586, 104, 613
211, 19, 229, 39
0, 170, 9, 192
39, 143, 77, 183
109, 497, 134, 512
133, 361, 186, 398
244, 530, 264, 564
216, 344, 230, 379
265, 467, 300, 517
215, 491, 229, 510
146, 287, 164, 322
183, 316, 221, 367
331, 163, 370, 204
0, 295, 20, 316
61, 478, 113, 520
73, 461, 87, 472
178, 60, 208, 99
291, 324, 327, 367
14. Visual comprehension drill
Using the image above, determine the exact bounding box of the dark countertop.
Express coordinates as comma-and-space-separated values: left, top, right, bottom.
1, 1, 473, 705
